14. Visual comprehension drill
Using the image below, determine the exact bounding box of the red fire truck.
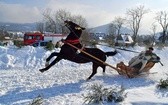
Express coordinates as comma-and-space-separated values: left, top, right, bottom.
23, 32, 66, 45
24, 32, 44, 45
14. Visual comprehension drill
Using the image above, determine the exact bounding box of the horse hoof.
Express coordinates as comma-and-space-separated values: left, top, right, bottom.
45, 62, 49, 67
86, 78, 90, 81
39, 69, 45, 73
103, 72, 106, 75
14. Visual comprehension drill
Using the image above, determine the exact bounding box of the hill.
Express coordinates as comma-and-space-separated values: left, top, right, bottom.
0, 22, 36, 32
90, 23, 132, 34
0, 22, 131, 34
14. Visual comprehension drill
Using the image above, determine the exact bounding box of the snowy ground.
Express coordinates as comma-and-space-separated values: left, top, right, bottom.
0, 45, 168, 105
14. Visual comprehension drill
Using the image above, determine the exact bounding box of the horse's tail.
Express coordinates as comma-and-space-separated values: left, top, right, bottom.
105, 50, 117, 57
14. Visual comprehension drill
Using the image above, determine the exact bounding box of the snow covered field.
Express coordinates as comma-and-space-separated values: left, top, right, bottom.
0, 45, 168, 105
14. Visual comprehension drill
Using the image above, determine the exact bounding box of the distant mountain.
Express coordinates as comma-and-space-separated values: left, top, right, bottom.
90, 23, 132, 35
0, 22, 132, 35
0, 22, 36, 32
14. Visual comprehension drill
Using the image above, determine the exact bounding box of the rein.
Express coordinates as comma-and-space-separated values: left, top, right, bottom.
66, 42, 121, 73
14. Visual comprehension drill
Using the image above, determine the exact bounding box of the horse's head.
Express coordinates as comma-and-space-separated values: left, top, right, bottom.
64, 20, 85, 31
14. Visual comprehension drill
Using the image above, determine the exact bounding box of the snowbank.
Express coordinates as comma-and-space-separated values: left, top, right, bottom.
0, 45, 167, 105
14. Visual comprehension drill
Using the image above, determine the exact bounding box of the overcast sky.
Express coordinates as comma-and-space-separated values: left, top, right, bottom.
0, 0, 168, 34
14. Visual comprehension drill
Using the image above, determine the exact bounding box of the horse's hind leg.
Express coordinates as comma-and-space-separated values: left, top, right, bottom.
102, 65, 106, 73
87, 63, 98, 80
39, 57, 62, 72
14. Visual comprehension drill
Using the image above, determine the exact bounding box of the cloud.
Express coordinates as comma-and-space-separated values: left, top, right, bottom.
44, 0, 120, 28
0, 2, 42, 23
0, 0, 167, 34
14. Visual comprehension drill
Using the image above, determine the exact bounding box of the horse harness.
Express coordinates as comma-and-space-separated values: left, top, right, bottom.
64, 39, 80, 45
62, 39, 86, 54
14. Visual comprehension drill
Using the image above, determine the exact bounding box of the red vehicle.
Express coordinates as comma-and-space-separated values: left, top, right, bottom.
24, 32, 44, 45
24, 32, 66, 45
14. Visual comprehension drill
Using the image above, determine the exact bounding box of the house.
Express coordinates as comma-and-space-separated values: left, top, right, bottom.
115, 34, 134, 46
0, 37, 13, 46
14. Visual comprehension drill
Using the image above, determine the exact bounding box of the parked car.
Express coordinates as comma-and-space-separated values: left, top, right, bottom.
31, 41, 48, 47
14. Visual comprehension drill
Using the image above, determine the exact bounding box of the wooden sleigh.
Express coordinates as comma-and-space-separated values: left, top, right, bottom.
116, 61, 155, 78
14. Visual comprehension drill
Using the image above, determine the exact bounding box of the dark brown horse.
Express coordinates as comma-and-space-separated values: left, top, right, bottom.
39, 20, 117, 80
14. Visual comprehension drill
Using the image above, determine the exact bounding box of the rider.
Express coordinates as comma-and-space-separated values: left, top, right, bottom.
128, 47, 160, 72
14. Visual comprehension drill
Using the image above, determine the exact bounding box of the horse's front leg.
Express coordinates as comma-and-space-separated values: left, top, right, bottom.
46, 52, 59, 62
45, 52, 59, 67
39, 56, 62, 73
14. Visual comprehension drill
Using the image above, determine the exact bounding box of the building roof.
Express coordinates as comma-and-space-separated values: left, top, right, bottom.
115, 34, 134, 44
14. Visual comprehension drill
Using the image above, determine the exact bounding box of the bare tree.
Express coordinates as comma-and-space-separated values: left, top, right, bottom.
72, 15, 88, 28
42, 8, 90, 46
42, 9, 88, 35
113, 16, 125, 35
36, 22, 44, 33
108, 23, 117, 35
107, 23, 117, 45
55, 9, 72, 34
43, 8, 57, 33
126, 5, 149, 43
155, 11, 168, 44
151, 23, 157, 45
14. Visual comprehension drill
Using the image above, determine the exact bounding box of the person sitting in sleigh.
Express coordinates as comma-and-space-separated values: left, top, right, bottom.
116, 47, 161, 78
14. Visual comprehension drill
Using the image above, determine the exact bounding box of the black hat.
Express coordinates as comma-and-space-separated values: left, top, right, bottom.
148, 47, 154, 50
